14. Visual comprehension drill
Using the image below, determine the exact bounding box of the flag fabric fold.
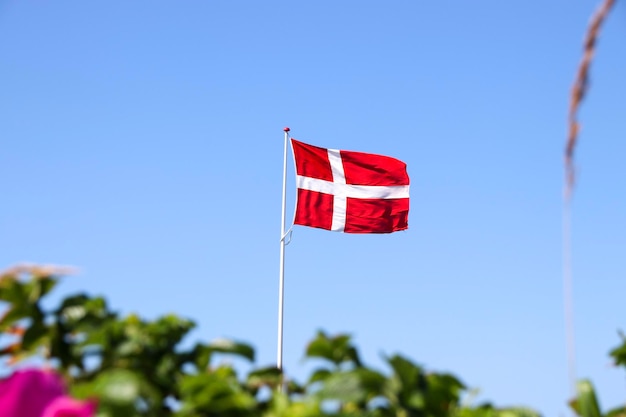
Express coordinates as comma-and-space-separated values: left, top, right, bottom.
291, 139, 409, 234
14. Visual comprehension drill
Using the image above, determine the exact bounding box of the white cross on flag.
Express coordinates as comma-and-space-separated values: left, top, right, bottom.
291, 139, 410, 234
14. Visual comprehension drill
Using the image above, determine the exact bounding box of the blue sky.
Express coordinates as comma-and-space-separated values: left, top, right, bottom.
1, 1, 625, 415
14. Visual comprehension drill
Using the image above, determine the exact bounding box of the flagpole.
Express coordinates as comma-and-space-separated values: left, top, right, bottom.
277, 127, 290, 379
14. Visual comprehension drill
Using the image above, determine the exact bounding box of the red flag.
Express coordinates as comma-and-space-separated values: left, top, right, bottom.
291, 139, 409, 234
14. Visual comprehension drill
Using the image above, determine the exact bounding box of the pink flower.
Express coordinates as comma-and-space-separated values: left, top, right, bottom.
42, 396, 97, 417
0, 369, 96, 417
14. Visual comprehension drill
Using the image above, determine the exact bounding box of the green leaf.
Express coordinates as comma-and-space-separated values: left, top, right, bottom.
424, 372, 465, 413
385, 354, 430, 414
21, 320, 49, 350
305, 331, 361, 367
571, 380, 602, 417
192, 344, 213, 370
93, 369, 142, 406
247, 366, 282, 390
27, 276, 58, 303
316, 372, 365, 403
262, 392, 322, 417
0, 276, 26, 303
207, 338, 255, 362
313, 368, 385, 407
609, 331, 626, 367
353, 368, 386, 398
72, 369, 161, 416
57, 294, 112, 326
0, 305, 32, 330
308, 369, 332, 384
606, 406, 626, 417
177, 371, 256, 415
387, 354, 424, 391
285, 379, 306, 395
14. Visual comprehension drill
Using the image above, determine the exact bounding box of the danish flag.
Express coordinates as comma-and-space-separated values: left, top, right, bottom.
291, 139, 409, 234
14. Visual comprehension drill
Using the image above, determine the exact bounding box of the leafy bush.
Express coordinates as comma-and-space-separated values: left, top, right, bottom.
0, 265, 622, 417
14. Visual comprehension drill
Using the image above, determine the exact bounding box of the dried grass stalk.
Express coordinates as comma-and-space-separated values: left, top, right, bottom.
566, 0, 616, 197
0, 263, 77, 280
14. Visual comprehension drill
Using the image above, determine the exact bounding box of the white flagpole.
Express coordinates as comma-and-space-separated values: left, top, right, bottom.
277, 127, 290, 377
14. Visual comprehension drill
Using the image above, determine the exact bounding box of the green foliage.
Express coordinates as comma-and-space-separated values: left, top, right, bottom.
2, 265, 624, 417
609, 332, 626, 367
559, 333, 626, 417
0, 267, 259, 417
306, 331, 362, 369
571, 380, 603, 417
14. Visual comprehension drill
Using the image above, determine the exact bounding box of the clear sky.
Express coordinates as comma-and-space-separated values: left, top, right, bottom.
1, 1, 625, 416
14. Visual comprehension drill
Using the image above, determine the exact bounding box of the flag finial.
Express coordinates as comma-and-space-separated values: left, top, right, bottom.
283, 127, 290, 132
